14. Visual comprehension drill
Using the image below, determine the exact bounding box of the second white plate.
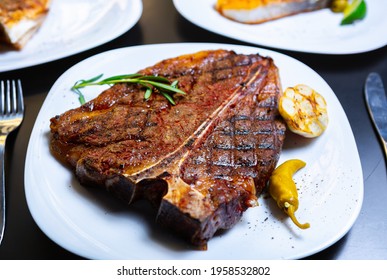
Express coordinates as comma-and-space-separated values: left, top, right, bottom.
173, 0, 387, 54
0, 0, 143, 72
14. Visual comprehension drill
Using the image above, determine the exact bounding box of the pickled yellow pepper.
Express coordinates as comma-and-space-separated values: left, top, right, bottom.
269, 159, 310, 229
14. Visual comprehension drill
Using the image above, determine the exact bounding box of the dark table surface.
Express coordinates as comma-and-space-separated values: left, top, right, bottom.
0, 0, 386, 260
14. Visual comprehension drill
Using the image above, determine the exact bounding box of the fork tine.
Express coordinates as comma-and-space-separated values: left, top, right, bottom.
11, 80, 17, 114
16, 80, 24, 114
0, 81, 4, 114
5, 80, 11, 115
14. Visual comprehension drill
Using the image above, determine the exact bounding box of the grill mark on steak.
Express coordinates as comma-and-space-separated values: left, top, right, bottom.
49, 49, 286, 248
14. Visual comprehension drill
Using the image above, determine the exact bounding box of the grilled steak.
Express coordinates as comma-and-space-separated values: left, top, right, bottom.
50, 49, 286, 248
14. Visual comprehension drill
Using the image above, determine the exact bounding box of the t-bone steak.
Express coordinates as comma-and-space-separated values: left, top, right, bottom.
50, 49, 286, 248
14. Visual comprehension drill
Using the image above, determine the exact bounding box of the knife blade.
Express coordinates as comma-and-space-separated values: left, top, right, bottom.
364, 72, 387, 159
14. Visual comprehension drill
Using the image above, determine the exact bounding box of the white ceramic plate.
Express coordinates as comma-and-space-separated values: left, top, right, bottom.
25, 43, 363, 259
173, 0, 387, 54
0, 0, 142, 72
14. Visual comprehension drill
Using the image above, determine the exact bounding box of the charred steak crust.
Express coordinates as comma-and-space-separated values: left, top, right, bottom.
50, 49, 286, 247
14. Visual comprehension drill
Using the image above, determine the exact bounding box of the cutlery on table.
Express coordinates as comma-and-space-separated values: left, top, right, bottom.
364, 72, 387, 161
0, 80, 24, 245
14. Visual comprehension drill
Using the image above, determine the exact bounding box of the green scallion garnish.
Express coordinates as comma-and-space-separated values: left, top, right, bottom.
71, 73, 186, 105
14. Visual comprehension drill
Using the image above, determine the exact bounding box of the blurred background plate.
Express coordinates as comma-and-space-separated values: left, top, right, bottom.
173, 0, 387, 54
0, 0, 143, 72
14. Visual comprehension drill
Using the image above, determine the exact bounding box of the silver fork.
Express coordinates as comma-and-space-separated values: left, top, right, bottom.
0, 80, 24, 245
